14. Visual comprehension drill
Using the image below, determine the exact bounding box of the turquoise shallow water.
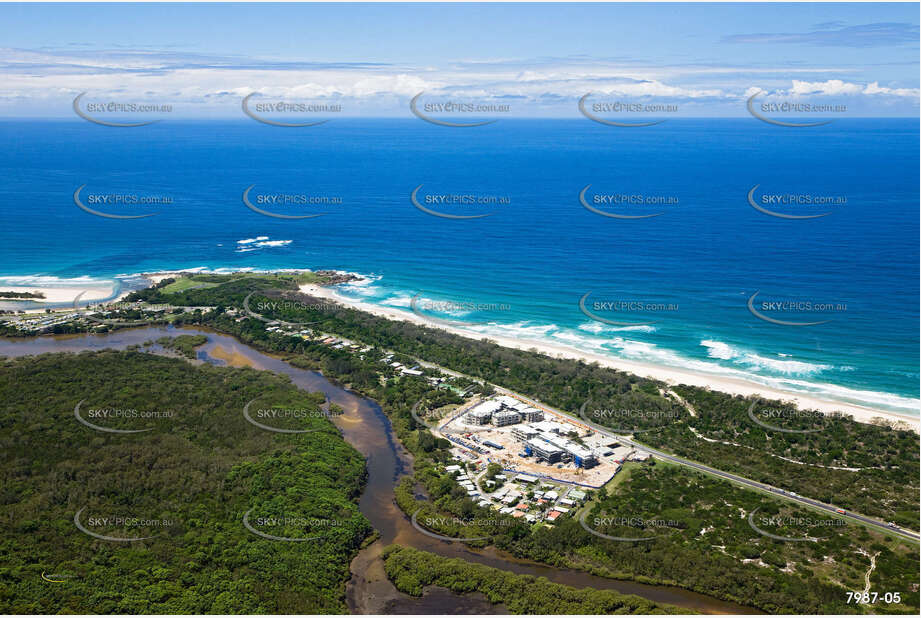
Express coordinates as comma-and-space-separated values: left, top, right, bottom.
0, 118, 917, 414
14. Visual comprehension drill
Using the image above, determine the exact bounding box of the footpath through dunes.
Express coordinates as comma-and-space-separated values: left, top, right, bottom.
0, 326, 758, 615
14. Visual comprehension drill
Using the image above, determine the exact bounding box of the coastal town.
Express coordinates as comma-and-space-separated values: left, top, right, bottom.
0, 301, 210, 335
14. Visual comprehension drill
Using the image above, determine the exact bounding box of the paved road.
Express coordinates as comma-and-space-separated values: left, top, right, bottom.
331, 336, 921, 543
501, 388, 920, 543
625, 437, 919, 542
414, 363, 921, 544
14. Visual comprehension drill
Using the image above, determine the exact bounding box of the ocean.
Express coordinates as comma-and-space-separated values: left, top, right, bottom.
0, 118, 917, 414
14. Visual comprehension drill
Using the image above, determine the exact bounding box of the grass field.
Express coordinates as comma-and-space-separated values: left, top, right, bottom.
160, 277, 220, 294
161, 272, 321, 295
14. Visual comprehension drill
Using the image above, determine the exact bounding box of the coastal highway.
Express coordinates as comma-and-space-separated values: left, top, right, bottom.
308, 327, 919, 543
413, 360, 921, 543
501, 388, 921, 544
637, 446, 921, 544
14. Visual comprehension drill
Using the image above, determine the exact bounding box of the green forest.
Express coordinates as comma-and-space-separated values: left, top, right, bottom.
152, 334, 208, 359
0, 350, 372, 613
127, 276, 919, 526
639, 387, 919, 528
382, 545, 686, 614
389, 419, 918, 614
38, 273, 915, 614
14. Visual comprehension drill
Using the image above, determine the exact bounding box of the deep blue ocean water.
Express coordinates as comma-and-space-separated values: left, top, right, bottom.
0, 118, 917, 414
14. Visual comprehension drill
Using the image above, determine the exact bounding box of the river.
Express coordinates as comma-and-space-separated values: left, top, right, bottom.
0, 326, 758, 614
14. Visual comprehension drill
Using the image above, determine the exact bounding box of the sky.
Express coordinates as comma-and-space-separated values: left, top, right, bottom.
0, 2, 918, 118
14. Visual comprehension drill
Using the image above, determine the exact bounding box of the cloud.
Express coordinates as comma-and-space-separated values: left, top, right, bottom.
587, 79, 723, 99
0, 45, 916, 116
787, 79, 918, 97
0, 47, 734, 105
0, 46, 396, 75
811, 21, 848, 31
749, 79, 919, 99
790, 79, 864, 96
862, 81, 920, 97
722, 22, 920, 47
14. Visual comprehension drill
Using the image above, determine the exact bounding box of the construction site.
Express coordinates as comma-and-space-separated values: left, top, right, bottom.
433, 394, 649, 488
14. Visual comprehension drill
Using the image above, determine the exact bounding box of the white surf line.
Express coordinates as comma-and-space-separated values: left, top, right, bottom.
242, 283, 918, 539
301, 279, 920, 429
435, 325, 904, 480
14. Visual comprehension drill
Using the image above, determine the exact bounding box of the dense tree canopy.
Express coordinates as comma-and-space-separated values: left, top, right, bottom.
0, 350, 371, 613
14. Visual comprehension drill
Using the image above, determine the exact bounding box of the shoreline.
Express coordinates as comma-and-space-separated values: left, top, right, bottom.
0, 284, 119, 304
14, 267, 911, 430
0, 281, 136, 315
298, 281, 919, 432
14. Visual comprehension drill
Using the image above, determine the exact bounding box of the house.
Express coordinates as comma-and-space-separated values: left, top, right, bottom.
514, 474, 538, 484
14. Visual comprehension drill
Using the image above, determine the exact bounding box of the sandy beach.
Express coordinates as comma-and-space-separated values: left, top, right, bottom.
0, 284, 120, 304
298, 282, 919, 432
145, 273, 178, 286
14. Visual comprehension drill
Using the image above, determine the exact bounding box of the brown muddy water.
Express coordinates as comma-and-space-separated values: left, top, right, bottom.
0, 326, 759, 614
